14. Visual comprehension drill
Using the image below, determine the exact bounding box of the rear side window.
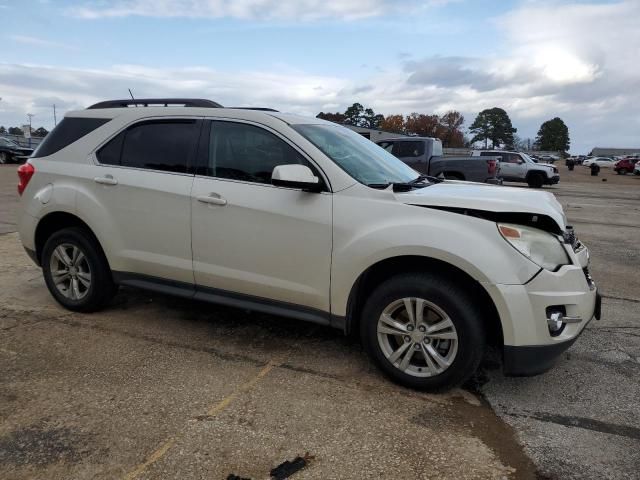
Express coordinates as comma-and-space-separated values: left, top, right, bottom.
33, 117, 110, 158
393, 141, 425, 158
97, 120, 199, 173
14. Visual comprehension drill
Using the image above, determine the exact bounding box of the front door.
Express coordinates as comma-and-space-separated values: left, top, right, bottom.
191, 120, 332, 313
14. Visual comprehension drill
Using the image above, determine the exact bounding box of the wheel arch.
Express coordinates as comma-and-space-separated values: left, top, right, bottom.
344, 255, 503, 347
34, 211, 108, 267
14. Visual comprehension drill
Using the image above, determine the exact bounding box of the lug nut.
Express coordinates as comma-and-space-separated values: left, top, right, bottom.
407, 325, 414, 331
418, 325, 426, 332
414, 344, 421, 350
404, 336, 411, 343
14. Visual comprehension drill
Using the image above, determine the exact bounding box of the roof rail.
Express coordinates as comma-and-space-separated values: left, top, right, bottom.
87, 98, 223, 109
229, 107, 279, 112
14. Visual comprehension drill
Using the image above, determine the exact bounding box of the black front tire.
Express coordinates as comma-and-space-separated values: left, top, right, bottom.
360, 273, 486, 391
527, 174, 544, 188
42, 227, 116, 312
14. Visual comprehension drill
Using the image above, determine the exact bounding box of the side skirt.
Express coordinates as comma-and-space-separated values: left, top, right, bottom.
112, 271, 342, 329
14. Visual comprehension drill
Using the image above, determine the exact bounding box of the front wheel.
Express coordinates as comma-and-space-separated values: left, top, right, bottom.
0, 152, 9, 164
42, 227, 116, 312
360, 273, 486, 391
527, 174, 544, 188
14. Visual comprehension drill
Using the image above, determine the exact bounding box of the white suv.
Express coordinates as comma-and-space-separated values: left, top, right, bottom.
17, 98, 600, 390
472, 150, 560, 188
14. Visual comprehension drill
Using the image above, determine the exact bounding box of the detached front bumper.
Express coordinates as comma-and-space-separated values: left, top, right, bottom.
484, 242, 599, 376
503, 291, 601, 375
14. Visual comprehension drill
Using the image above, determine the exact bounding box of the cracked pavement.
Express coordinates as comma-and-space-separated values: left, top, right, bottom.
1, 164, 639, 479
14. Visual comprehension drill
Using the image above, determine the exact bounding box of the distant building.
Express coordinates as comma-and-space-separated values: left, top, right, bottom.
589, 147, 640, 157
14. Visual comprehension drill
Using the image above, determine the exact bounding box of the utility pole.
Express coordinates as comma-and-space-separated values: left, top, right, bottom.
53, 104, 57, 126
27, 113, 34, 148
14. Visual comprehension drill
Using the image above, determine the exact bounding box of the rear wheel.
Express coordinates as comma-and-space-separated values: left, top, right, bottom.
527, 173, 544, 188
0, 152, 9, 164
42, 227, 116, 312
360, 273, 486, 391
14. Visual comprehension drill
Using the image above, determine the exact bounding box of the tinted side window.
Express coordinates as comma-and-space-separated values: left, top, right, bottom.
33, 117, 110, 158
117, 120, 198, 173
96, 131, 124, 165
479, 151, 493, 157
203, 121, 311, 184
393, 141, 425, 158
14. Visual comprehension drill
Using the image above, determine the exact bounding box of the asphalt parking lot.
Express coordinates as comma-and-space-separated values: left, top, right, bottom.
1, 164, 639, 479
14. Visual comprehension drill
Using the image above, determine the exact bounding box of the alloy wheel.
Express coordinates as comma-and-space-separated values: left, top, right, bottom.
49, 243, 92, 300
377, 297, 458, 377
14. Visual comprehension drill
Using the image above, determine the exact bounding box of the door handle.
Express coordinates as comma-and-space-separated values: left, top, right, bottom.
197, 194, 227, 206
94, 175, 118, 186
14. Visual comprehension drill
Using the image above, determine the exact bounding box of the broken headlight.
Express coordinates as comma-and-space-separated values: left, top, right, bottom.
497, 223, 570, 271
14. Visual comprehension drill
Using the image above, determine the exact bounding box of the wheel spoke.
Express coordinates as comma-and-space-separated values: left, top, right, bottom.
403, 298, 415, 326
55, 246, 73, 266
71, 278, 80, 300
415, 298, 425, 326
426, 318, 454, 334
71, 246, 80, 265
398, 346, 415, 371
421, 344, 438, 374
74, 251, 85, 267
77, 273, 91, 288
53, 273, 70, 285
427, 331, 457, 340
424, 344, 451, 369
388, 341, 411, 364
379, 313, 408, 335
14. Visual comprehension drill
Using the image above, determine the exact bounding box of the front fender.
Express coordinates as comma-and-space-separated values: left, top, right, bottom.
330, 189, 539, 317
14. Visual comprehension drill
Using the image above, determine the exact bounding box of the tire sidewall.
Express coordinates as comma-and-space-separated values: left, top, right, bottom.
360, 274, 486, 390
42, 228, 110, 311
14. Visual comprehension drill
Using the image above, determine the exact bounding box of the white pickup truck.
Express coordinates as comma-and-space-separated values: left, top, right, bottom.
472, 150, 560, 188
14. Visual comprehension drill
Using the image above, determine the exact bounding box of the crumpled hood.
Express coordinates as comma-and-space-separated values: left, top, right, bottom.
398, 182, 567, 230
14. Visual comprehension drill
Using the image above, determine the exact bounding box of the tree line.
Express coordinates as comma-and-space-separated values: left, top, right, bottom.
0, 126, 49, 137
317, 103, 571, 153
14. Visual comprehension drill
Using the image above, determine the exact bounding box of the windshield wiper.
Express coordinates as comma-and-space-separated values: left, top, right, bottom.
366, 181, 431, 192
411, 174, 443, 184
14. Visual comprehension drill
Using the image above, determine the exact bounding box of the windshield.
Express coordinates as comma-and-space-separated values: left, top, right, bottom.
521, 153, 536, 164
293, 124, 419, 186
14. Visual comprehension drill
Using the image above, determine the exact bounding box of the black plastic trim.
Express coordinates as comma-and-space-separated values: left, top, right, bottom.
112, 271, 332, 327
503, 337, 578, 376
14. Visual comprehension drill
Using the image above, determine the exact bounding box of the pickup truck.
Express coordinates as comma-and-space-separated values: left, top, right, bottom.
471, 150, 559, 188
377, 137, 502, 184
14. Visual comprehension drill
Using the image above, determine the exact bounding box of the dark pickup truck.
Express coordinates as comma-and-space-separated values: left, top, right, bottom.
377, 137, 502, 184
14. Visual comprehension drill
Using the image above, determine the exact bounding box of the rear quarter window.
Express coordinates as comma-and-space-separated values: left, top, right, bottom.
32, 117, 110, 158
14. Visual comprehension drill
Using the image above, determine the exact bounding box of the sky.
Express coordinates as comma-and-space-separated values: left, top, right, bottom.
0, 0, 638, 154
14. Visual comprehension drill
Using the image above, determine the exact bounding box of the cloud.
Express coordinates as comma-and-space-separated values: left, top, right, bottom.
8, 35, 79, 51
71, 0, 455, 21
1, 1, 638, 153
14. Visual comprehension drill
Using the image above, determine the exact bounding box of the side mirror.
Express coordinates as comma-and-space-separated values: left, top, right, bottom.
271, 164, 321, 192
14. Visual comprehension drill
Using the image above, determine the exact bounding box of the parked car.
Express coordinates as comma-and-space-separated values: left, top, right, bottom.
537, 154, 560, 163
471, 150, 560, 188
635, 161, 640, 175
614, 158, 638, 174
17, 98, 600, 391
0, 137, 34, 164
583, 157, 615, 168
376, 137, 502, 184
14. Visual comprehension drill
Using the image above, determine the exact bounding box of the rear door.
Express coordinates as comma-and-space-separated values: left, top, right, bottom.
190, 119, 333, 313
88, 118, 201, 284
